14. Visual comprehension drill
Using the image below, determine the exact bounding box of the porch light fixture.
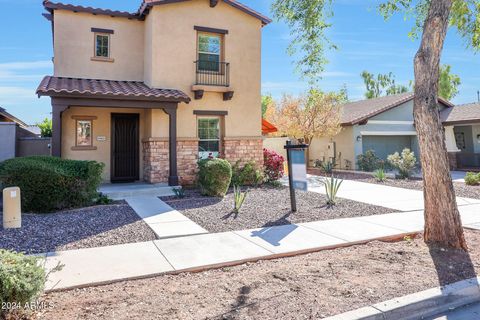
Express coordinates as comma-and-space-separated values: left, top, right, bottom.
356, 135, 362, 142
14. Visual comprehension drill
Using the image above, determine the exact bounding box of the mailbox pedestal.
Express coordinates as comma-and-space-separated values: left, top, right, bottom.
284, 141, 309, 212
3, 187, 21, 229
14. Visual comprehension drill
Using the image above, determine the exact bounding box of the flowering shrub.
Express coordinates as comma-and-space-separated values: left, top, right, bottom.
263, 148, 285, 182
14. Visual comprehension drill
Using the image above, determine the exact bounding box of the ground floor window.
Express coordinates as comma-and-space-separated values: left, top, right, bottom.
198, 118, 220, 159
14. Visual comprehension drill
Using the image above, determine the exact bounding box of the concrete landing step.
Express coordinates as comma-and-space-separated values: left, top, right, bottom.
99, 183, 179, 200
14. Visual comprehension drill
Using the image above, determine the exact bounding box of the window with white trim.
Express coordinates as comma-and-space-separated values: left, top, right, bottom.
95, 33, 110, 58
198, 118, 220, 159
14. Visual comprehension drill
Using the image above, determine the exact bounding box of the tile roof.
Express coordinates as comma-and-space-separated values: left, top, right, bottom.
441, 102, 480, 125
43, 0, 271, 24
341, 92, 414, 125
262, 119, 278, 134
43, 1, 141, 20
36, 76, 191, 103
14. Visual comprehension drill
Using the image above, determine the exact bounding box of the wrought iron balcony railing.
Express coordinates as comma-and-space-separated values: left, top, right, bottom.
194, 60, 230, 87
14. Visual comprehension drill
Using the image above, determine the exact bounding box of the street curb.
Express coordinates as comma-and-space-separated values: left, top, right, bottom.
324, 276, 480, 320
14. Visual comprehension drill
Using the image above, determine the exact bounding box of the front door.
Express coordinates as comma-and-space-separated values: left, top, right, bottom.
111, 113, 139, 182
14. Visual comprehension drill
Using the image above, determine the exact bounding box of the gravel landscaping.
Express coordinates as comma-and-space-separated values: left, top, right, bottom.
308, 168, 480, 199
39, 229, 480, 319
0, 202, 157, 254
162, 186, 397, 233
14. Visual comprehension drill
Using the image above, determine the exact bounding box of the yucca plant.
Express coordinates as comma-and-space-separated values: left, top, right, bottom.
373, 169, 387, 182
173, 187, 186, 199
324, 175, 343, 206
233, 185, 248, 214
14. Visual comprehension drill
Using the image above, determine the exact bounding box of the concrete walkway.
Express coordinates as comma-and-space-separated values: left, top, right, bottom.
43, 202, 480, 292
125, 195, 208, 239
295, 175, 480, 211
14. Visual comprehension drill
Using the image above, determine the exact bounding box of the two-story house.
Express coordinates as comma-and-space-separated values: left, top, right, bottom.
37, 0, 270, 185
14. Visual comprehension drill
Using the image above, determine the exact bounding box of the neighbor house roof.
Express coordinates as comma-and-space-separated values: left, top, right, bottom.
36, 76, 191, 103
441, 102, 480, 125
43, 0, 271, 25
341, 93, 454, 125
262, 119, 278, 134
0, 107, 28, 128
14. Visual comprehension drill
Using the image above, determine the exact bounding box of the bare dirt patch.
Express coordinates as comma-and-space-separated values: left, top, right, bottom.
161, 186, 397, 233
0, 202, 157, 254
39, 230, 480, 320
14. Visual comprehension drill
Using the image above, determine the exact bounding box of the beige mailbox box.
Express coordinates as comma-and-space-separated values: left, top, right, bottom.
3, 187, 21, 229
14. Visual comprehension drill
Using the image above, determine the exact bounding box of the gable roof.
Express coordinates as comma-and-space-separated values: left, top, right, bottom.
43, 0, 271, 25
341, 93, 454, 125
0, 107, 28, 128
441, 102, 480, 125
36, 76, 191, 103
139, 0, 271, 25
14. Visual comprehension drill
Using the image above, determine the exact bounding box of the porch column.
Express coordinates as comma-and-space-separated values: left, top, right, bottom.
163, 107, 179, 186
51, 102, 69, 157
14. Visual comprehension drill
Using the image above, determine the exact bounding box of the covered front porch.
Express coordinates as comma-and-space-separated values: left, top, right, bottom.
36, 76, 191, 186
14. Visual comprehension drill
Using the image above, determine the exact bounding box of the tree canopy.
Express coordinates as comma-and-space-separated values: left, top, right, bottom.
361, 71, 410, 99
439, 64, 462, 100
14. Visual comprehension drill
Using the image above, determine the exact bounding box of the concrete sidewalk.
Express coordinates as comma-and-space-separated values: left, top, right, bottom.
298, 175, 480, 211
43, 202, 480, 292
126, 195, 208, 239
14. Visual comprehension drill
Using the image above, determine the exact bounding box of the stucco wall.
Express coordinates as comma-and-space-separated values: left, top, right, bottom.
61, 107, 148, 181
0, 123, 16, 162
308, 127, 354, 169
263, 137, 289, 159
144, 1, 263, 138
53, 10, 144, 81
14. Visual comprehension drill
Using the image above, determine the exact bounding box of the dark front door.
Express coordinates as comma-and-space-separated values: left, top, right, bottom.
111, 113, 139, 182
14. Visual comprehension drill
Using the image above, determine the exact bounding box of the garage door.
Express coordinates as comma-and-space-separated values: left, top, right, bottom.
362, 136, 412, 160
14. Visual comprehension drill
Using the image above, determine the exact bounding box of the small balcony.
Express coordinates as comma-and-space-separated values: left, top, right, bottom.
194, 60, 230, 87
193, 60, 234, 101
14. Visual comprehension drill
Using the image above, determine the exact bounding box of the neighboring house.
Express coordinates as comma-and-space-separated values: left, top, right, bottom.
309, 92, 460, 170
0, 107, 46, 161
37, 0, 271, 185
441, 102, 480, 170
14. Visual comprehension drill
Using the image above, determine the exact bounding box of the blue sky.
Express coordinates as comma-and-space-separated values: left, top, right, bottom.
0, 0, 479, 124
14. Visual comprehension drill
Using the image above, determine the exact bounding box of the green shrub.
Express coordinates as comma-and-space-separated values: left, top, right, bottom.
357, 150, 382, 172
464, 172, 480, 186
173, 188, 186, 199
94, 192, 113, 205
197, 158, 232, 197
0, 156, 104, 213
0, 250, 45, 318
231, 161, 264, 187
314, 159, 335, 174
387, 148, 417, 179
373, 169, 387, 182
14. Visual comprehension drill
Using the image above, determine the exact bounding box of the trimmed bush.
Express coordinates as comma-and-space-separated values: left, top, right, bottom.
231, 160, 264, 186
357, 150, 382, 172
387, 148, 417, 179
0, 250, 45, 318
0, 156, 104, 213
465, 172, 480, 186
263, 148, 285, 182
197, 158, 232, 197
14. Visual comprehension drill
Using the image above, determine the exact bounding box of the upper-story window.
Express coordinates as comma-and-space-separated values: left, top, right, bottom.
91, 28, 114, 62
95, 34, 110, 58
198, 33, 222, 72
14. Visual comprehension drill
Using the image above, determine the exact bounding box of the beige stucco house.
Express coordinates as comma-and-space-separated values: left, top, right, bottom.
37, 0, 270, 185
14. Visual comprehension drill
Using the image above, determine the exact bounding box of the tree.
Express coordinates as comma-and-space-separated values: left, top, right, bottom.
272, 0, 480, 249
262, 94, 274, 118
272, 90, 345, 162
439, 64, 461, 100
36, 118, 52, 138
361, 71, 410, 99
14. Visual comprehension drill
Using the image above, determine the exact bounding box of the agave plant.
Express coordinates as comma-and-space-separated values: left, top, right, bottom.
173, 187, 186, 199
324, 175, 343, 206
373, 169, 387, 182
233, 185, 248, 213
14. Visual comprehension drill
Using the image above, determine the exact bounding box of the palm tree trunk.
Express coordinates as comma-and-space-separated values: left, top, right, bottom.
414, 0, 467, 249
